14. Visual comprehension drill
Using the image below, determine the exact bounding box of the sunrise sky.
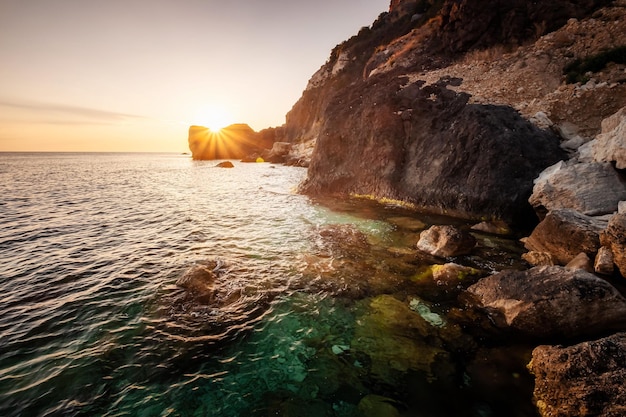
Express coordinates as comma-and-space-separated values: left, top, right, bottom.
0, 0, 390, 152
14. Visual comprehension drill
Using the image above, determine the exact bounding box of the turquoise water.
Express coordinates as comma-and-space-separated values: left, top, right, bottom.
0, 153, 537, 416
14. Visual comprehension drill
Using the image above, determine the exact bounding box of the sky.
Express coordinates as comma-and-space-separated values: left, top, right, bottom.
0, 0, 390, 152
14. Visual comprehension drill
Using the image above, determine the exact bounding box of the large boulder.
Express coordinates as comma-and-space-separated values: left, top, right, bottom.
466, 265, 626, 339
601, 212, 626, 276
529, 332, 626, 417
416, 225, 476, 258
592, 106, 626, 169
523, 209, 606, 265
529, 161, 626, 217
300, 76, 564, 225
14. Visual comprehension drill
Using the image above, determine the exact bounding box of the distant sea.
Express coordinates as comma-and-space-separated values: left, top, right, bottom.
0, 152, 536, 417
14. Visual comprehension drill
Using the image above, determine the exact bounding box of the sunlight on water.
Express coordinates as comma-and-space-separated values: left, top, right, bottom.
0, 153, 535, 417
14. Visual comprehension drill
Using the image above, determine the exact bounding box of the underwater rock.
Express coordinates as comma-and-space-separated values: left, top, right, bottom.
524, 209, 605, 265
413, 263, 483, 290
175, 264, 217, 301
351, 295, 456, 384
467, 265, 626, 339
529, 332, 626, 417
358, 394, 402, 417
470, 220, 512, 236
409, 298, 445, 328
416, 225, 476, 258
387, 216, 427, 231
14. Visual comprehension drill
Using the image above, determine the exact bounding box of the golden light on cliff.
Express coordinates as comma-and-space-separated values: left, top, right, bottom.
192, 105, 234, 132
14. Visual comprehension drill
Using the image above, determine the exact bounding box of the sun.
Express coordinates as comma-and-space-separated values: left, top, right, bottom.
192, 105, 234, 132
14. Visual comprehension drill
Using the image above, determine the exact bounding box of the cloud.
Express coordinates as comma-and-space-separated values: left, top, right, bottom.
0, 99, 148, 125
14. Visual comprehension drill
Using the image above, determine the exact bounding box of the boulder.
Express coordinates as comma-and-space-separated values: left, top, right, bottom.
594, 246, 615, 276
529, 332, 626, 417
263, 141, 293, 163
522, 251, 556, 267
592, 106, 626, 169
529, 161, 626, 216
470, 220, 512, 236
466, 265, 626, 338
524, 209, 605, 265
416, 225, 476, 258
299, 76, 564, 226
176, 265, 217, 301
600, 212, 626, 276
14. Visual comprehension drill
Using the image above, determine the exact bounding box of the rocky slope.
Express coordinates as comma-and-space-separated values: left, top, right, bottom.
279, 0, 625, 226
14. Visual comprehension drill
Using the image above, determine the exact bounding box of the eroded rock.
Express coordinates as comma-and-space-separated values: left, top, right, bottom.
601, 212, 626, 277
466, 265, 626, 339
594, 246, 615, 276
524, 209, 605, 265
592, 106, 626, 169
529, 332, 626, 417
529, 161, 626, 216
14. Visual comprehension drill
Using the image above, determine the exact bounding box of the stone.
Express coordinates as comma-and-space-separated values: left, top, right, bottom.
416, 225, 476, 258
175, 265, 217, 301
564, 252, 594, 273
529, 161, 626, 216
215, 161, 234, 168
592, 106, 626, 168
522, 251, 556, 267
524, 209, 605, 265
594, 246, 615, 276
263, 141, 293, 163
387, 216, 427, 231
601, 212, 626, 276
529, 332, 626, 417
470, 220, 512, 236
466, 265, 626, 338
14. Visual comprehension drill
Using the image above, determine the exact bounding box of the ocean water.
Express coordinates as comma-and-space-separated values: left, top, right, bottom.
0, 153, 537, 417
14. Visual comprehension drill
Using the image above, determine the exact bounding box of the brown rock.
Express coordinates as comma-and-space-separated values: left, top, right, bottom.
176, 265, 217, 301
601, 212, 626, 277
564, 252, 594, 272
215, 161, 234, 168
466, 265, 626, 338
529, 332, 626, 417
522, 251, 556, 266
416, 225, 477, 258
470, 220, 512, 235
524, 209, 605, 265
594, 246, 615, 276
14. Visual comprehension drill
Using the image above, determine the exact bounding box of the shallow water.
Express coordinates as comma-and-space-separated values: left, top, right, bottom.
0, 153, 537, 417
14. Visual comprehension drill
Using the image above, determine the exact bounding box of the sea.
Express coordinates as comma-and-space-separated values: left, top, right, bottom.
0, 152, 538, 417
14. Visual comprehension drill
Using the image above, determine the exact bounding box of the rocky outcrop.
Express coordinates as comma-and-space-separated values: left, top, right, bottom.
529, 161, 626, 217
529, 333, 626, 417
523, 209, 606, 265
592, 106, 626, 169
300, 75, 564, 225
416, 225, 476, 258
466, 265, 626, 339
188, 124, 275, 160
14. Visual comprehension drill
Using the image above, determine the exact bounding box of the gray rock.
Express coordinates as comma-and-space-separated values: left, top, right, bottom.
592, 106, 626, 169
530, 161, 626, 216
529, 332, 626, 417
524, 209, 606, 265
466, 265, 626, 338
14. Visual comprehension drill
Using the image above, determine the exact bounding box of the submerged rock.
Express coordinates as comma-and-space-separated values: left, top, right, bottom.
215, 161, 234, 168
466, 265, 626, 339
358, 394, 402, 417
416, 225, 477, 258
523, 209, 605, 265
175, 264, 218, 302
529, 332, 626, 417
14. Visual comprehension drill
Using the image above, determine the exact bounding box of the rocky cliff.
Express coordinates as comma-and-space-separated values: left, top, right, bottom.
280, 0, 626, 225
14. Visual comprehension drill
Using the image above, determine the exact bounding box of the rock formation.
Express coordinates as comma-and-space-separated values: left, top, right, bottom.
188, 124, 275, 160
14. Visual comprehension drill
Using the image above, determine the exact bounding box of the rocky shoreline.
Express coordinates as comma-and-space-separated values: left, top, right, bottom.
187, 1, 626, 414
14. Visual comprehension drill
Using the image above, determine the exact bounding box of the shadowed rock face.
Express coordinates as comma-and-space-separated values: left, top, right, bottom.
299, 75, 564, 225
188, 124, 275, 160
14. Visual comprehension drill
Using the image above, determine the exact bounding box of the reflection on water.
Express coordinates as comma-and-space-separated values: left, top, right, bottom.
0, 153, 535, 417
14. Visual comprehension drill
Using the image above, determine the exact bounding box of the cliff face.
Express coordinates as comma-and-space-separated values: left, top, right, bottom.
283, 0, 625, 224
